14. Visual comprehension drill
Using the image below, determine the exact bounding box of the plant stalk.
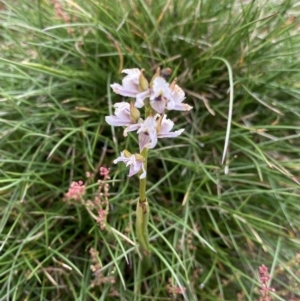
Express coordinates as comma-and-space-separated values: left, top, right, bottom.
136, 147, 151, 257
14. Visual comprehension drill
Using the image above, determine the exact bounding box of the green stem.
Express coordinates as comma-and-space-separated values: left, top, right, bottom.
136, 103, 152, 268
136, 146, 151, 259
136, 198, 150, 254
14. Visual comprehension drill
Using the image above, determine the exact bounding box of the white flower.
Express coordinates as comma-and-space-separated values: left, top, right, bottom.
105, 102, 131, 126
105, 102, 140, 136
167, 84, 193, 111
149, 77, 172, 113
137, 114, 185, 151
135, 77, 171, 114
110, 69, 141, 97
114, 151, 146, 179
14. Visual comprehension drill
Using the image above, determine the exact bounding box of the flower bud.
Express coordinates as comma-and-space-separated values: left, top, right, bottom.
170, 77, 177, 90
123, 149, 132, 158
156, 114, 163, 134
135, 153, 145, 162
161, 68, 172, 81
139, 69, 149, 91
150, 67, 161, 87
130, 101, 140, 122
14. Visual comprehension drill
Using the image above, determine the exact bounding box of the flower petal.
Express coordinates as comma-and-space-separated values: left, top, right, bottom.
172, 103, 193, 111
113, 151, 128, 164
151, 77, 171, 99
168, 84, 193, 111
122, 68, 141, 86
135, 90, 150, 108
137, 116, 158, 150
157, 115, 185, 138
150, 99, 166, 114
138, 132, 151, 151
159, 128, 184, 138
124, 123, 141, 136
105, 115, 131, 126
139, 164, 147, 179
149, 77, 171, 113
159, 116, 174, 133
105, 102, 133, 126
110, 83, 139, 98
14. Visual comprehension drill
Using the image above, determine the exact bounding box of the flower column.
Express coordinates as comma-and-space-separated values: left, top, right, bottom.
106, 67, 192, 256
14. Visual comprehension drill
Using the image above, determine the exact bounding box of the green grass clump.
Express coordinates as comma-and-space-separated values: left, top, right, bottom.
1, 0, 300, 300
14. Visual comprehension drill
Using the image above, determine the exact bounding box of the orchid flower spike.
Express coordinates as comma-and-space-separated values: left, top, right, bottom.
110, 68, 192, 114
107, 67, 192, 179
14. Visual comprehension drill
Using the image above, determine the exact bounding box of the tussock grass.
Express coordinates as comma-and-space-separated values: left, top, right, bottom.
1, 0, 300, 300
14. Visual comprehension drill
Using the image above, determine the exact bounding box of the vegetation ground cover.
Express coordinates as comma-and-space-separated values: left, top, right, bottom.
1, 0, 300, 300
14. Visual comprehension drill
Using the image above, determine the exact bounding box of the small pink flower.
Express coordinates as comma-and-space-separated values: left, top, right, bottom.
65, 181, 86, 201
114, 151, 146, 179
100, 167, 110, 180
258, 264, 275, 301
97, 209, 107, 230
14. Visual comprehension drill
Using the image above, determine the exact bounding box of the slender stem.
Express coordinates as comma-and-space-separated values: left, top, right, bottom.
136, 102, 151, 266
136, 146, 150, 253
136, 125, 151, 265
139, 101, 150, 203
